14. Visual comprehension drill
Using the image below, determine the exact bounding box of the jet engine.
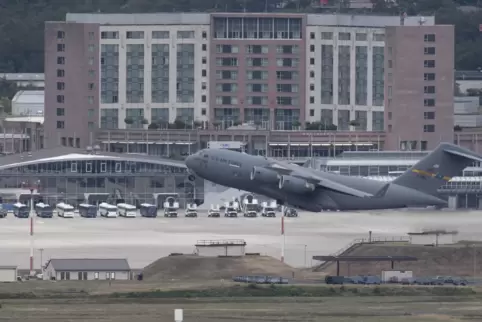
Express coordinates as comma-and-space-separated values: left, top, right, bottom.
278, 175, 315, 193
250, 166, 279, 183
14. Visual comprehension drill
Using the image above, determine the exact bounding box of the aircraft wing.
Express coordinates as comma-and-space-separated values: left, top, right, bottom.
265, 162, 388, 198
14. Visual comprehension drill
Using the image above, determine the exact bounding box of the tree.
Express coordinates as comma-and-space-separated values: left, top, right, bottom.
124, 117, 134, 125
148, 122, 159, 130
141, 118, 149, 125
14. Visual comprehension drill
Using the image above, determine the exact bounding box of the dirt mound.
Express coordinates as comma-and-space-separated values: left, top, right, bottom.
322, 244, 482, 277
142, 255, 297, 281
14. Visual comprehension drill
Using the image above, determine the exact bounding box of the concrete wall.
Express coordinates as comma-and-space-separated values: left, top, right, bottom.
0, 267, 17, 282
196, 245, 245, 257
409, 234, 456, 245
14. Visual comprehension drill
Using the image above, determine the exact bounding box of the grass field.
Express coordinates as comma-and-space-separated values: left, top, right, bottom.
2, 296, 482, 321
1, 282, 482, 321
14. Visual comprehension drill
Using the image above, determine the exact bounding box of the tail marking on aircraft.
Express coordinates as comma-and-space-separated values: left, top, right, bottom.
411, 169, 452, 181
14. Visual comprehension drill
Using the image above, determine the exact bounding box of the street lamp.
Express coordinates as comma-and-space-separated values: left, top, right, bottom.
39, 248, 44, 275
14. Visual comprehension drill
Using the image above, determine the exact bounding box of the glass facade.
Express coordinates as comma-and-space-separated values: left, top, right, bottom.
176, 44, 195, 103
0, 159, 203, 208
151, 44, 170, 103
321, 45, 333, 104
372, 46, 384, 106
338, 45, 350, 105
355, 46, 368, 106
126, 44, 145, 103
101, 44, 119, 104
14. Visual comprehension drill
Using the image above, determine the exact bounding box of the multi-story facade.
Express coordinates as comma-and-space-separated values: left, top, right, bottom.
210, 13, 306, 130
44, 12, 445, 150
384, 25, 455, 150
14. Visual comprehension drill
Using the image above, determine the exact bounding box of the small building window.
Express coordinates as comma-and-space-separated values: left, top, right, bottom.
115, 162, 121, 172
100, 162, 107, 173
94, 272, 99, 280
86, 162, 92, 173
71, 162, 77, 172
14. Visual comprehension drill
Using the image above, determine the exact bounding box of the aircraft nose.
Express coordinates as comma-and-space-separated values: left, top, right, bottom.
185, 154, 196, 170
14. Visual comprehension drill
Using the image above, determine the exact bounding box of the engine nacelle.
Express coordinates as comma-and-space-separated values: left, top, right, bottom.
278, 175, 315, 193
250, 166, 279, 183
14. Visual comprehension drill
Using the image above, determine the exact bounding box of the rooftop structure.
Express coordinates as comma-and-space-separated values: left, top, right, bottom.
0, 73, 44, 88
11, 90, 44, 116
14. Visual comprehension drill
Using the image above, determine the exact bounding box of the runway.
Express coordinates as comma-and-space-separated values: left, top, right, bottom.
2, 209, 482, 269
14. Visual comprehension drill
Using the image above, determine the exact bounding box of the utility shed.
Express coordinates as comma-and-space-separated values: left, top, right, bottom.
408, 230, 458, 246
0, 266, 17, 282
43, 258, 130, 281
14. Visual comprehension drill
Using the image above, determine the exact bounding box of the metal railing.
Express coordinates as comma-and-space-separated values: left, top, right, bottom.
328, 236, 411, 258
195, 239, 246, 246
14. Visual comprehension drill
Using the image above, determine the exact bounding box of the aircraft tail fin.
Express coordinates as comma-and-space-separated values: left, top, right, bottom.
393, 143, 482, 196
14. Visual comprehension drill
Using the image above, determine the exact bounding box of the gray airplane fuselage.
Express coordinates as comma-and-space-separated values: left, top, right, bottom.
185, 149, 447, 212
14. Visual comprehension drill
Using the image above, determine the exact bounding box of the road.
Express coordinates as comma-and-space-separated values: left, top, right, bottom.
2, 208, 482, 269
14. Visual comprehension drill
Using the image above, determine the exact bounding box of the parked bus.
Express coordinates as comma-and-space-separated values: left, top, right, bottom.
140, 203, 157, 217
78, 203, 97, 218
56, 202, 75, 218
99, 202, 117, 218
13, 202, 29, 218
117, 203, 137, 218
35, 202, 53, 218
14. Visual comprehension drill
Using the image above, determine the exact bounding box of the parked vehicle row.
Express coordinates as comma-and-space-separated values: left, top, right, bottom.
232, 275, 289, 284
326, 275, 469, 286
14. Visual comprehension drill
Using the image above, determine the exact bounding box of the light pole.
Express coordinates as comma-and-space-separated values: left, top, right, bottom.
39, 248, 44, 275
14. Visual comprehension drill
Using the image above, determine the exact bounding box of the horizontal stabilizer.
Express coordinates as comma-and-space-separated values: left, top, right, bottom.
444, 147, 482, 163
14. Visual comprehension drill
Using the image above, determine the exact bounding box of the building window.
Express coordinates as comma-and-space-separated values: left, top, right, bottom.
424, 86, 435, 94
356, 33, 367, 41
71, 162, 77, 172
57, 82, 65, 90
201, 108, 206, 115
88, 57, 94, 65
56, 95, 64, 103
100, 162, 106, 173
202, 69, 207, 77
177, 30, 194, 39
424, 34, 436, 42
115, 162, 121, 172
94, 272, 99, 280
202, 57, 207, 64
388, 60, 392, 68
421, 141, 428, 150
201, 95, 206, 103
423, 124, 435, 132
127, 31, 144, 39
201, 82, 207, 90
388, 112, 392, 120
310, 84, 314, 91
89, 32, 94, 40
88, 44, 95, 52
202, 31, 207, 39
57, 31, 65, 39
57, 43, 65, 52
310, 109, 314, 117
88, 83, 94, 90
424, 47, 436, 55
57, 69, 65, 77
424, 60, 435, 68
310, 58, 315, 65
88, 96, 94, 104
88, 121, 94, 129
110, 272, 115, 280
321, 32, 332, 40
101, 31, 119, 39
88, 108, 94, 117
152, 31, 169, 39
310, 71, 314, 78
56, 108, 64, 116
86, 162, 92, 173
373, 34, 385, 41
202, 44, 207, 51
57, 57, 65, 65
424, 98, 435, 106
339, 32, 351, 40
56, 121, 64, 129
310, 96, 315, 104
310, 32, 315, 39
424, 73, 435, 81
310, 44, 315, 52
424, 111, 435, 120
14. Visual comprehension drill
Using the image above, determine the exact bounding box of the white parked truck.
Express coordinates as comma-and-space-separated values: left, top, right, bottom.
163, 197, 179, 218
224, 201, 239, 217
381, 270, 413, 283
242, 194, 259, 217
208, 204, 221, 217
185, 203, 198, 217
261, 201, 277, 217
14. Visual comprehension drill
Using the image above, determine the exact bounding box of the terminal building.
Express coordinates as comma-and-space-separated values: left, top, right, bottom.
0, 147, 201, 208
